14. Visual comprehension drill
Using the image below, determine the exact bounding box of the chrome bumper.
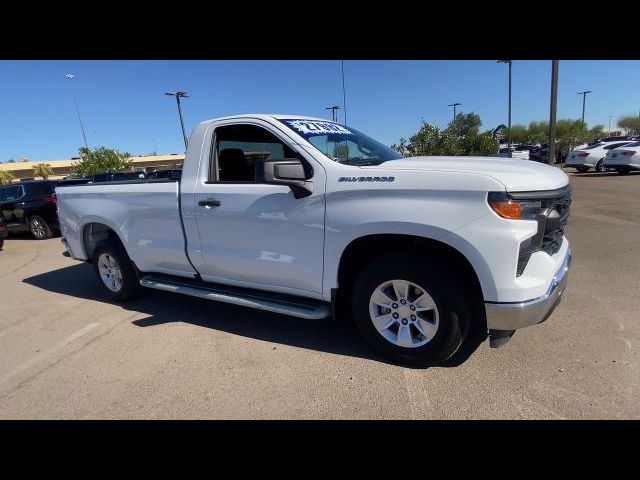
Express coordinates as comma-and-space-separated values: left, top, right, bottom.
485, 249, 571, 331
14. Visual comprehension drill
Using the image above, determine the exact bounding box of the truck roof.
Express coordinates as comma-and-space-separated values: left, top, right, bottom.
202, 113, 329, 123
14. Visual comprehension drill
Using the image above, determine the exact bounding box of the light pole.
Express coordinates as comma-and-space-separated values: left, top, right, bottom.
165, 91, 189, 149
498, 60, 512, 157
64, 73, 89, 150
578, 90, 592, 129
608, 115, 612, 135
448, 102, 461, 123
548, 61, 559, 166
325, 105, 341, 122
341, 60, 347, 125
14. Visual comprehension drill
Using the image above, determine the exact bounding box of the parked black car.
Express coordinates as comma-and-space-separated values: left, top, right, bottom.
0, 180, 60, 239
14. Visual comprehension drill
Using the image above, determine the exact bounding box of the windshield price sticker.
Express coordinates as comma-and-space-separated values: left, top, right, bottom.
285, 120, 354, 136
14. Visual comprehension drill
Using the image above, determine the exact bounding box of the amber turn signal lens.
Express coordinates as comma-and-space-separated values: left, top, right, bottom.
489, 199, 521, 219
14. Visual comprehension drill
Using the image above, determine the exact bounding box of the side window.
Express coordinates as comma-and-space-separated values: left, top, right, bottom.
604, 142, 627, 150
211, 124, 298, 183
0, 187, 6, 202
3, 186, 20, 201
26, 183, 53, 196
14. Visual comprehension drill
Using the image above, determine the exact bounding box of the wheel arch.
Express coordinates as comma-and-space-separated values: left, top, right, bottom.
82, 221, 128, 263
336, 233, 487, 303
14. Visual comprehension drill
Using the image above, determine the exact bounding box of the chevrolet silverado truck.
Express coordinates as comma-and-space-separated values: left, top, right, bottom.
56, 114, 572, 366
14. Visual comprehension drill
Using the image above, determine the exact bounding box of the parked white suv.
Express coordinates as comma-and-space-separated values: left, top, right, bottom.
56, 114, 572, 366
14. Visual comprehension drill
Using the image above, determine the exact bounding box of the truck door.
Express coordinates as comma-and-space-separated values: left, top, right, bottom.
190, 121, 326, 298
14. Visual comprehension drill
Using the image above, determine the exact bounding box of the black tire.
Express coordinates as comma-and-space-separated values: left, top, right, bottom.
575, 166, 589, 173
595, 159, 606, 172
91, 240, 142, 301
29, 215, 52, 240
351, 252, 470, 367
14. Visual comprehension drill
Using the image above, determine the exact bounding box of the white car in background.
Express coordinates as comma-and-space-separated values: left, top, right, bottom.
565, 141, 635, 173
496, 146, 530, 160
603, 141, 640, 174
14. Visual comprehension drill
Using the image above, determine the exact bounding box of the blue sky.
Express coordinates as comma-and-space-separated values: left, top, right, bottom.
1, 60, 639, 161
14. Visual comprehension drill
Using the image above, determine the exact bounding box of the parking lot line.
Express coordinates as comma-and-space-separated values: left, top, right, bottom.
0, 322, 100, 388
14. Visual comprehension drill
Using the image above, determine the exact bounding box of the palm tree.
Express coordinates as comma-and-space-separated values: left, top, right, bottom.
33, 163, 54, 179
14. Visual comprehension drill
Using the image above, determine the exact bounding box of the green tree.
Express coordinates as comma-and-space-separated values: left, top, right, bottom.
617, 116, 640, 135
33, 163, 54, 179
451, 112, 481, 138
462, 130, 500, 156
7, 159, 16, 163
392, 114, 497, 157
555, 119, 589, 155
0, 170, 15, 185
71, 147, 133, 176
390, 138, 409, 157
507, 125, 528, 144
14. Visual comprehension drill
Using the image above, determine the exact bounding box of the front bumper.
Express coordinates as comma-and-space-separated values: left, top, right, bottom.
485, 248, 571, 331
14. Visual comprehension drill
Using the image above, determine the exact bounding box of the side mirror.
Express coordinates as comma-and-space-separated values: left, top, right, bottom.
256, 158, 313, 199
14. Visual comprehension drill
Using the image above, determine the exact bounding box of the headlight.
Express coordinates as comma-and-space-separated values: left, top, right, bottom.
488, 187, 571, 277
487, 192, 542, 220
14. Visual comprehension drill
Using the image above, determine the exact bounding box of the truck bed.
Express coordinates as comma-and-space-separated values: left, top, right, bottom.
56, 180, 195, 277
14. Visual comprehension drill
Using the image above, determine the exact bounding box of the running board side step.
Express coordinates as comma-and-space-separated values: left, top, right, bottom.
139, 275, 331, 320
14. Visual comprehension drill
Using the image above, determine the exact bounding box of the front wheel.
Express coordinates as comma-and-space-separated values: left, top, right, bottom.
595, 159, 606, 172
92, 241, 142, 301
29, 215, 52, 240
351, 253, 470, 367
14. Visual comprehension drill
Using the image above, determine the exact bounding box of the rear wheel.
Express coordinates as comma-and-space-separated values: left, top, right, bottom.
92, 240, 142, 301
351, 252, 470, 367
595, 159, 606, 172
575, 166, 589, 173
29, 215, 52, 240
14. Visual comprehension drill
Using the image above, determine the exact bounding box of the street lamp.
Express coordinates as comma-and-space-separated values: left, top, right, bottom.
325, 105, 341, 122
548, 61, 559, 166
64, 73, 89, 150
497, 60, 512, 158
578, 90, 592, 129
608, 115, 612, 135
165, 91, 189, 149
447, 103, 461, 123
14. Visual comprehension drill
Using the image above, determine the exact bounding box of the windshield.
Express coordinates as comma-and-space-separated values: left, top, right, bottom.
278, 119, 403, 165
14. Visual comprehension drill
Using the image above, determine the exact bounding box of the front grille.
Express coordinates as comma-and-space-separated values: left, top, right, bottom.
514, 185, 572, 276
540, 190, 571, 256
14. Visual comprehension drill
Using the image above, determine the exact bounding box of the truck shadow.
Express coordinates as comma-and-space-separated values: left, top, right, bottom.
23, 263, 480, 368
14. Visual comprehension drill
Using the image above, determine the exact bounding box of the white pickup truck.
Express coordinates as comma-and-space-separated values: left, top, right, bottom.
57, 114, 572, 366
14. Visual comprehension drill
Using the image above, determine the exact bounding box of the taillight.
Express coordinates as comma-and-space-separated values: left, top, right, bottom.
45, 194, 57, 205
576, 152, 589, 157
0, 224, 6, 232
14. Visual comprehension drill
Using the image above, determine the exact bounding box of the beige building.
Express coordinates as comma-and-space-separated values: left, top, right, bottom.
0, 155, 185, 182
